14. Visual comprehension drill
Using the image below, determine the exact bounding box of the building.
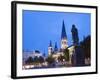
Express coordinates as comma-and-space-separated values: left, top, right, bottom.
23, 20, 87, 68
48, 21, 75, 65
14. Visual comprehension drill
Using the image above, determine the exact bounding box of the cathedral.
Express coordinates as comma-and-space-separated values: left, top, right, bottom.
48, 20, 75, 65
23, 20, 87, 69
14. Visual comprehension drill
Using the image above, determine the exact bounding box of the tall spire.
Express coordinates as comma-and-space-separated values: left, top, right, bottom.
61, 20, 68, 49
49, 40, 52, 47
61, 20, 67, 39
54, 42, 58, 51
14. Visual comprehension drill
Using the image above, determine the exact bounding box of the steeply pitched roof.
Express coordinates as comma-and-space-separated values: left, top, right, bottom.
61, 20, 67, 39
49, 40, 52, 47
54, 42, 58, 51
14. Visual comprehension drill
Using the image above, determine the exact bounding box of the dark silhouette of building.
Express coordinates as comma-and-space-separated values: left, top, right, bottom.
75, 46, 85, 66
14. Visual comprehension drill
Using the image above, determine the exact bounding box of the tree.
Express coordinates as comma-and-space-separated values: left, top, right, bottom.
33, 56, 39, 63
63, 48, 69, 61
80, 35, 91, 58
25, 56, 34, 64
46, 55, 55, 64
58, 54, 65, 62
38, 56, 44, 63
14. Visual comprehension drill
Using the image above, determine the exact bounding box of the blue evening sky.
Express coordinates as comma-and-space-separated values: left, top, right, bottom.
23, 10, 91, 55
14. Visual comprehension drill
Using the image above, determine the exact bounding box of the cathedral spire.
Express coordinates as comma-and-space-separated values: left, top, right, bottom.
61, 20, 68, 49
49, 40, 52, 47
61, 20, 67, 39
54, 42, 58, 52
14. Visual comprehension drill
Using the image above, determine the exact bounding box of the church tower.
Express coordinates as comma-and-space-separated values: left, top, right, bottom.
61, 21, 68, 49
48, 41, 53, 55
54, 42, 58, 52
